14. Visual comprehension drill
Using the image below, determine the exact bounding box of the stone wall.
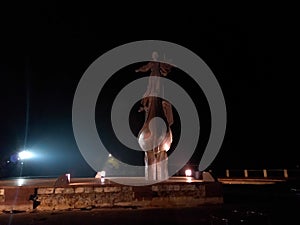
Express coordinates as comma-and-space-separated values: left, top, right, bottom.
0, 182, 223, 212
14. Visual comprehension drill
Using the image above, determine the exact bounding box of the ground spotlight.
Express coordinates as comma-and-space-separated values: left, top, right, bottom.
185, 169, 192, 177
17, 178, 25, 186
185, 169, 192, 183
95, 171, 106, 184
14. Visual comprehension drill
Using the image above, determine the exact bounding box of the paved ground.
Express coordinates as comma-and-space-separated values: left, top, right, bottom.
0, 206, 215, 225
0, 201, 298, 225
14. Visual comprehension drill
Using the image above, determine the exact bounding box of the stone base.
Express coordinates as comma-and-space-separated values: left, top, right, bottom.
0, 177, 223, 212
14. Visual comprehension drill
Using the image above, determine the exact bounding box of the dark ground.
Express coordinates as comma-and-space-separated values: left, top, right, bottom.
1, 183, 299, 225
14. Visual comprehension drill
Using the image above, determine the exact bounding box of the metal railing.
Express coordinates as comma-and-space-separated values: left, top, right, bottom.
221, 168, 300, 179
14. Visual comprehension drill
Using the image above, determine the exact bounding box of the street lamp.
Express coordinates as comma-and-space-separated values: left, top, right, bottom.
18, 150, 34, 160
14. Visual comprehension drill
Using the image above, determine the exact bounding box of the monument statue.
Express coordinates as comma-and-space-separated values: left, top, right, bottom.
136, 51, 173, 180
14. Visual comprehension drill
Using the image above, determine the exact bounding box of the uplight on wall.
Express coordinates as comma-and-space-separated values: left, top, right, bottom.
185, 169, 192, 177
66, 173, 71, 183
185, 169, 192, 183
95, 170, 106, 184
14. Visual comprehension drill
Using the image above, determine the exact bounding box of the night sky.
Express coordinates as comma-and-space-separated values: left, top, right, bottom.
0, 5, 297, 177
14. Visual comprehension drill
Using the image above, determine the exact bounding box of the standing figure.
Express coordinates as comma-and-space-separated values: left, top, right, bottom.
136, 52, 173, 180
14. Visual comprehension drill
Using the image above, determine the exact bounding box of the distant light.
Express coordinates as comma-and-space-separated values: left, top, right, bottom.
7, 160, 10, 163
185, 169, 192, 177
108, 154, 112, 157
18, 150, 34, 160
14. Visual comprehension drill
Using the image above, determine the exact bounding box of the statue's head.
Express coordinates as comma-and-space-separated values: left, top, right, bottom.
152, 51, 159, 61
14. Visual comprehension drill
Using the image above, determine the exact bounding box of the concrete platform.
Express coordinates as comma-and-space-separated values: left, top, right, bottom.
0, 177, 223, 212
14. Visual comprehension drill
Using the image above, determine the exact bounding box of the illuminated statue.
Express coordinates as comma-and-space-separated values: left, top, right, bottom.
136, 52, 173, 180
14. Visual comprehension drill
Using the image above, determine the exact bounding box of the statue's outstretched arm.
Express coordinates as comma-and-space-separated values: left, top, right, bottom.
135, 62, 152, 73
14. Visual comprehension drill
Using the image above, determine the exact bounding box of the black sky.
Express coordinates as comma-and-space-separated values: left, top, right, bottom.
0, 5, 297, 177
